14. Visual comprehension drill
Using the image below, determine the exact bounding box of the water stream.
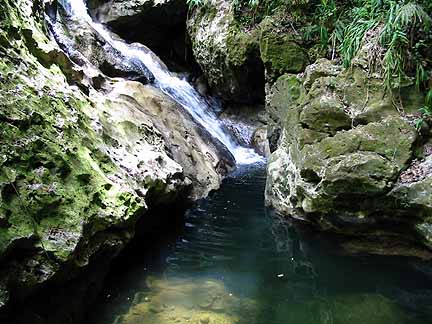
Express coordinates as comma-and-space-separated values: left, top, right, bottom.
61, 0, 262, 165
87, 163, 432, 324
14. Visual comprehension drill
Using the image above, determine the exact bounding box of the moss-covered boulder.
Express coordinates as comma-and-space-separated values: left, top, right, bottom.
259, 15, 309, 81
266, 57, 432, 258
0, 0, 183, 313
187, 1, 317, 103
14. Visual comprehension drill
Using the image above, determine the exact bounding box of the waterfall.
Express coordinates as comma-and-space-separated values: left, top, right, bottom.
64, 0, 263, 165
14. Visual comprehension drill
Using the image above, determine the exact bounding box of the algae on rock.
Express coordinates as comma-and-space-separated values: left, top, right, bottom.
187, 0, 264, 103
265, 56, 432, 258
0, 0, 233, 320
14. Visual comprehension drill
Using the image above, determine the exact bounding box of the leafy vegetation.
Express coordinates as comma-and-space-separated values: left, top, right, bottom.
188, 0, 432, 125
186, 0, 205, 8
416, 89, 432, 129
311, 0, 432, 124
230, 0, 285, 25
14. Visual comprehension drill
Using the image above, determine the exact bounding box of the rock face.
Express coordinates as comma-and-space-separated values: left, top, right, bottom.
0, 0, 233, 321
94, 80, 235, 199
88, 0, 191, 70
259, 14, 309, 81
50, 4, 156, 84
187, 0, 265, 103
265, 57, 432, 258
219, 104, 269, 156
186, 1, 314, 104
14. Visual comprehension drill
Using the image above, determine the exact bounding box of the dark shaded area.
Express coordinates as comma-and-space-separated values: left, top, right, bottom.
229, 54, 266, 104
89, 0, 199, 74
0, 198, 189, 324
82, 200, 188, 324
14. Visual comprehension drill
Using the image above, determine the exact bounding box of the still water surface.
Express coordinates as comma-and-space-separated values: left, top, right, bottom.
88, 163, 432, 324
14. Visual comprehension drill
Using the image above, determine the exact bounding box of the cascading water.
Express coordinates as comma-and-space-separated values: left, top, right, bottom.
63, 0, 263, 165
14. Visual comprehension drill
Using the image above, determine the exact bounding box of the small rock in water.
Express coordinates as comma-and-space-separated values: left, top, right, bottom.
199, 315, 210, 324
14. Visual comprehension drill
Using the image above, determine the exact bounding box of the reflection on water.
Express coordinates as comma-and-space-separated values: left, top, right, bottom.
88, 163, 432, 324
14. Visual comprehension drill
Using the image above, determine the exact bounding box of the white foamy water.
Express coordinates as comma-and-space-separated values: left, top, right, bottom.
65, 0, 263, 164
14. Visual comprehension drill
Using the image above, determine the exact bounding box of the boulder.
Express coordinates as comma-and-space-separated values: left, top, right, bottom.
259, 15, 309, 81
94, 79, 235, 199
265, 57, 432, 258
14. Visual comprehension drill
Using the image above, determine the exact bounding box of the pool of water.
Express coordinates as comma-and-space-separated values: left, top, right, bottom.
87, 163, 432, 324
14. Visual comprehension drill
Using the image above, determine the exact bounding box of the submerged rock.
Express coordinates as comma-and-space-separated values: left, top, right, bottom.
265, 57, 432, 258
115, 276, 257, 324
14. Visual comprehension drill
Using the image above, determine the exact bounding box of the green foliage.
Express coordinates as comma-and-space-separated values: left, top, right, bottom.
318, 1, 432, 89
186, 0, 205, 9
231, 0, 287, 25
416, 89, 432, 129
309, 0, 432, 122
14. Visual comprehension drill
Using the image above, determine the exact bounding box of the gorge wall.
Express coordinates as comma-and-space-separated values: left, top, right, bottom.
0, 0, 235, 322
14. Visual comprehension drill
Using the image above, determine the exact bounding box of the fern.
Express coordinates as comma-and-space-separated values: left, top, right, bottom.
340, 18, 378, 67
186, 0, 205, 9
394, 2, 432, 27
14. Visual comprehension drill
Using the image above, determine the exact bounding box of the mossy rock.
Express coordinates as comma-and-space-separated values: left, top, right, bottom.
0, 0, 191, 315
187, 0, 264, 103
260, 32, 308, 79
265, 56, 432, 257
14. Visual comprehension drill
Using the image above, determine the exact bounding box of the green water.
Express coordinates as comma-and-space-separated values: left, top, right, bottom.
87, 163, 432, 324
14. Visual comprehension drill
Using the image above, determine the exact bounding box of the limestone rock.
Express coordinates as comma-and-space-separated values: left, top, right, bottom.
0, 0, 233, 319
265, 56, 432, 258
93, 80, 235, 199
259, 16, 309, 80
187, 0, 264, 103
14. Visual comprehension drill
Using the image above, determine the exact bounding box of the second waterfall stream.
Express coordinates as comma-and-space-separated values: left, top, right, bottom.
62, 0, 263, 165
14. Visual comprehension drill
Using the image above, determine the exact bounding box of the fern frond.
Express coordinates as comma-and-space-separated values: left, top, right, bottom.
394, 2, 432, 29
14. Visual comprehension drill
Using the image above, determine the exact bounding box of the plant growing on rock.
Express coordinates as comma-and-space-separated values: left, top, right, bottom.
312, 0, 432, 117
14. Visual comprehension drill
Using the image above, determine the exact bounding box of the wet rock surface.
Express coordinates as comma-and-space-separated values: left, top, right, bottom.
94, 80, 235, 199
88, 0, 192, 71
219, 104, 269, 156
